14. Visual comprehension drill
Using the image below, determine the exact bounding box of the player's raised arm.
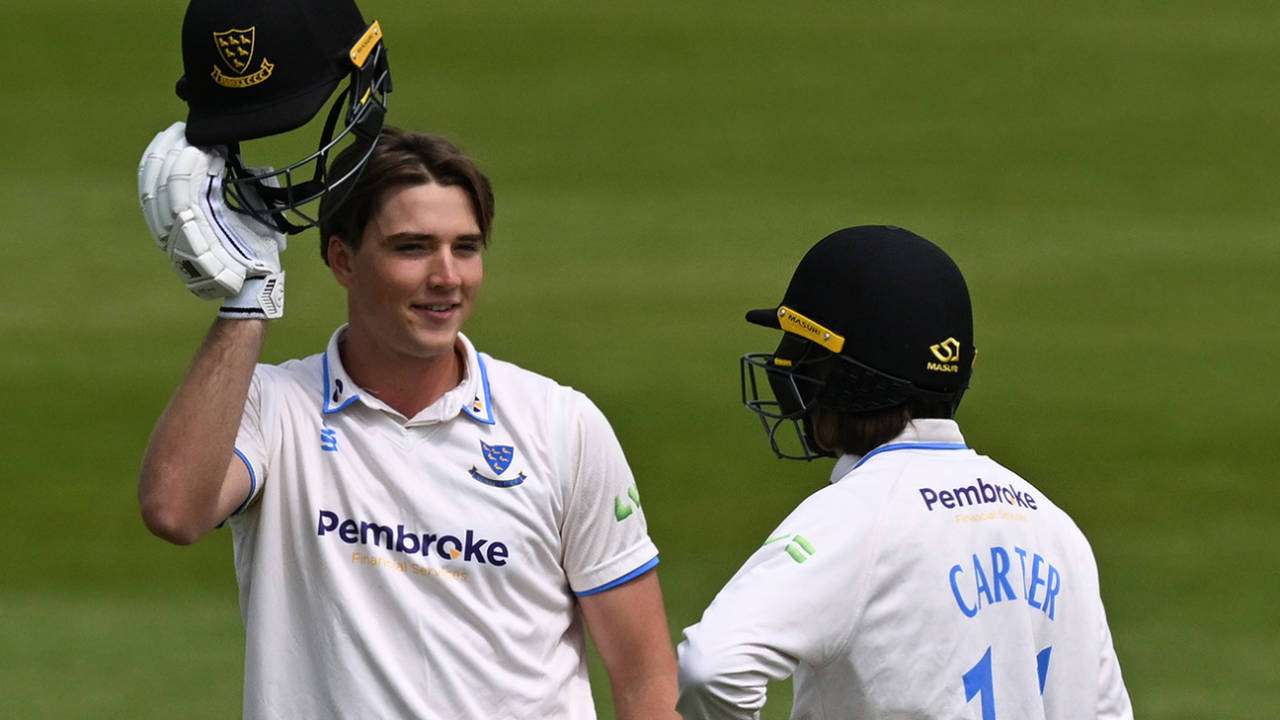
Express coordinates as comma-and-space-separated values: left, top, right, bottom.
136, 123, 286, 544
139, 319, 264, 544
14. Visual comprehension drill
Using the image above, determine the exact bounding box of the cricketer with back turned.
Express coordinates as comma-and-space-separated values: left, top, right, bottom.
676, 226, 1133, 719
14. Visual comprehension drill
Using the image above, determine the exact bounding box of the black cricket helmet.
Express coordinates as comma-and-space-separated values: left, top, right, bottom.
176, 0, 392, 234
741, 225, 976, 459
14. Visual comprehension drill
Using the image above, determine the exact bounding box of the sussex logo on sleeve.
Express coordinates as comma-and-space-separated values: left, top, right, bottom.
468, 441, 526, 488
211, 27, 274, 89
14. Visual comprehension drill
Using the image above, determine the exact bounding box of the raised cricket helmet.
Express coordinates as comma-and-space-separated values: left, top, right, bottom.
741, 225, 976, 460
176, 0, 392, 234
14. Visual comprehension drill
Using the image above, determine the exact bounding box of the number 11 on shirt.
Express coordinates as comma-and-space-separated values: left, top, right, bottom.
962, 646, 1053, 719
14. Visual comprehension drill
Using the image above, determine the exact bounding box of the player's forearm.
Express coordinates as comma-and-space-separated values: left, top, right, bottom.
611, 672, 681, 720
603, 622, 680, 720
139, 318, 266, 544
579, 571, 681, 719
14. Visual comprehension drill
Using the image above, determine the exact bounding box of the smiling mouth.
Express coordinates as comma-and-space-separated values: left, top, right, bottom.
413, 302, 457, 312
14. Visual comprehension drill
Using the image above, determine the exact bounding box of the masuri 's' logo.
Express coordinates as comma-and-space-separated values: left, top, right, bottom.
927, 337, 962, 373
930, 337, 962, 362
211, 27, 274, 89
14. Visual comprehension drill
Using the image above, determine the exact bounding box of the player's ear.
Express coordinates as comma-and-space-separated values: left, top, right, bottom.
327, 235, 357, 289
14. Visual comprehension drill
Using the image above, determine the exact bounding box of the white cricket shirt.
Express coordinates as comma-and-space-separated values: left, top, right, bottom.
228, 326, 659, 719
677, 419, 1132, 720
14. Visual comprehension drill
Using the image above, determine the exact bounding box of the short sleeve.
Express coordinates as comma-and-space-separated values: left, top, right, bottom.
230, 367, 270, 516
677, 486, 879, 717
1096, 603, 1135, 719
559, 393, 659, 595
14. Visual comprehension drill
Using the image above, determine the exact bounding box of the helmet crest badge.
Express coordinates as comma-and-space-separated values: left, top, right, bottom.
211, 28, 273, 88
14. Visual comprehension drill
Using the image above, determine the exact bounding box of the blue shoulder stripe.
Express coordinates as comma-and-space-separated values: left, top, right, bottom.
575, 556, 660, 597
852, 442, 968, 470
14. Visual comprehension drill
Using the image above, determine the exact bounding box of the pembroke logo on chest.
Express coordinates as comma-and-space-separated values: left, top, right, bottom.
469, 440, 527, 488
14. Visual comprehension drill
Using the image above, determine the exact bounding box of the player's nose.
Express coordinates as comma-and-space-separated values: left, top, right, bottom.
426, 251, 460, 289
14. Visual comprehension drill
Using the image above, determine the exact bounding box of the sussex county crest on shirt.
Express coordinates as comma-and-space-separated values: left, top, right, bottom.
469, 440, 526, 488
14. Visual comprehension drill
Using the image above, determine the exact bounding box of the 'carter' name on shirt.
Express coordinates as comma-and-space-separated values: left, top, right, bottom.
919, 477, 1037, 512
949, 545, 1062, 621
952, 540, 1059, 620
317, 509, 510, 566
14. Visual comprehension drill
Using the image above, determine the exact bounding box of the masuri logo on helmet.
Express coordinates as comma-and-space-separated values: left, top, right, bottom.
928, 337, 963, 372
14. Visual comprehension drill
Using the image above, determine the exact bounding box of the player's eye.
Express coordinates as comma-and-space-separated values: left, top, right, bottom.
454, 239, 483, 256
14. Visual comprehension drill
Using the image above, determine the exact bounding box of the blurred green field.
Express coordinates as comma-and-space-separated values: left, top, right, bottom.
2, 1, 1277, 718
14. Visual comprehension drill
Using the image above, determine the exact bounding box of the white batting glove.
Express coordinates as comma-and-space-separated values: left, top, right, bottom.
138, 122, 186, 246
138, 122, 287, 320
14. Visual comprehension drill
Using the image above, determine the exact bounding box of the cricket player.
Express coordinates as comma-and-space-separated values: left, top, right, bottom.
676, 226, 1133, 719
136, 1, 679, 718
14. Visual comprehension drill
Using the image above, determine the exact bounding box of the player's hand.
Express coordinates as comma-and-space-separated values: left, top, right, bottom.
138, 121, 287, 320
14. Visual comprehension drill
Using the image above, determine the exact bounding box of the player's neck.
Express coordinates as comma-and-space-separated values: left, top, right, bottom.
337, 332, 465, 419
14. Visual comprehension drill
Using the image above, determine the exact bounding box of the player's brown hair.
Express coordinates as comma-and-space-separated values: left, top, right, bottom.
318, 126, 495, 264
815, 398, 955, 457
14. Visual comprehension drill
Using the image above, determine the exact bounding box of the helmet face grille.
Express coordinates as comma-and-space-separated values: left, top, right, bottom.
740, 352, 831, 461
222, 42, 391, 235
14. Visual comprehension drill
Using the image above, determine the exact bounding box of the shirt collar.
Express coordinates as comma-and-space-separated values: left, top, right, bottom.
320, 325, 495, 426
829, 418, 969, 484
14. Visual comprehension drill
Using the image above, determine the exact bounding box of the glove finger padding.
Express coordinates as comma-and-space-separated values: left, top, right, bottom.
138, 122, 189, 246
163, 146, 250, 299
164, 146, 287, 317
137, 122, 287, 319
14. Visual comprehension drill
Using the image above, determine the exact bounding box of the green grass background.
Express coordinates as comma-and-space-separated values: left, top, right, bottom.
2, 1, 1277, 717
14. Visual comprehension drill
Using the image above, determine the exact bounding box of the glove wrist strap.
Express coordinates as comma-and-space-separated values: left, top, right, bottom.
219, 272, 286, 320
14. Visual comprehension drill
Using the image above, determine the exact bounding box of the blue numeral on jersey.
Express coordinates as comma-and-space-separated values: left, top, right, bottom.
963, 645, 1053, 719
963, 647, 995, 719
1036, 646, 1052, 695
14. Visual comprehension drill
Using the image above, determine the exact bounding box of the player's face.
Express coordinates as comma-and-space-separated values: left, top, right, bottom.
333, 182, 484, 364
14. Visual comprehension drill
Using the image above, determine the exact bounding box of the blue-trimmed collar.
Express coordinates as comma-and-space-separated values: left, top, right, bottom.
830, 418, 969, 483
320, 325, 495, 426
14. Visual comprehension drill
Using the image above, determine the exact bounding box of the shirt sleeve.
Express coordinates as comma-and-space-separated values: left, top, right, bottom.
559, 392, 660, 595
676, 545, 810, 720
230, 367, 269, 517
677, 492, 867, 720
1096, 604, 1135, 719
